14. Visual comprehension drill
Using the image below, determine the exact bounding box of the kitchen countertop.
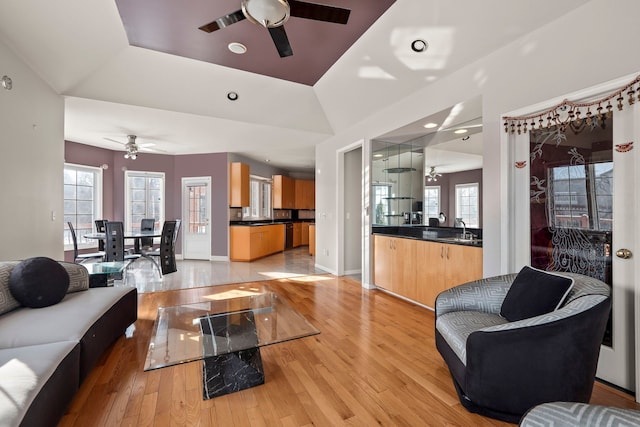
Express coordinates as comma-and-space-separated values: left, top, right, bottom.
230, 220, 315, 227
373, 225, 483, 248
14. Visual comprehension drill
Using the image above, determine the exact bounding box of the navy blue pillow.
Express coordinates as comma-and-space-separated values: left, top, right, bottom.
500, 266, 574, 322
9, 257, 70, 308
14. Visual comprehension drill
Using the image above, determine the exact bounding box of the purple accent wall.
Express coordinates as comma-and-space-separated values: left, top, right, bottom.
64, 142, 229, 259
174, 153, 229, 257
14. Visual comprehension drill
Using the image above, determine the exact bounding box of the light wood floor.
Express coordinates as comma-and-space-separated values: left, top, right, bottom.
59, 275, 640, 427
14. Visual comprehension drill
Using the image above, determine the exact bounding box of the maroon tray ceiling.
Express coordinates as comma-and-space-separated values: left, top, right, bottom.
115, 0, 396, 86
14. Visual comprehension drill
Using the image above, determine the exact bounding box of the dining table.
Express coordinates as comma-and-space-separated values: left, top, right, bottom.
84, 230, 162, 254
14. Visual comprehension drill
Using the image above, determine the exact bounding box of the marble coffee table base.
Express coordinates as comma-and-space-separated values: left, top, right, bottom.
202, 347, 265, 399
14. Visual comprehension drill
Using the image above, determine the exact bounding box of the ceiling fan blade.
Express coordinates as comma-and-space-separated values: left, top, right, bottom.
268, 26, 293, 57
198, 9, 246, 33
289, 0, 350, 24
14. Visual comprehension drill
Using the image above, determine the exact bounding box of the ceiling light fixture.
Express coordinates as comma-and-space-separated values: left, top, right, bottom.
1, 75, 12, 90
426, 166, 442, 182
411, 39, 428, 53
242, 0, 290, 28
123, 135, 139, 160
373, 153, 384, 158
423, 122, 438, 129
454, 129, 468, 134
227, 91, 239, 101
228, 42, 247, 54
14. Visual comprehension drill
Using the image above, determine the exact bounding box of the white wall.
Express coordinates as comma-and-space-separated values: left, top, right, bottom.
343, 147, 362, 274
0, 40, 64, 260
315, 0, 640, 277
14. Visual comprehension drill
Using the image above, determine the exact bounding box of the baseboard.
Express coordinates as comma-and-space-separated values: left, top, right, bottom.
344, 269, 362, 276
211, 256, 229, 262
315, 263, 337, 275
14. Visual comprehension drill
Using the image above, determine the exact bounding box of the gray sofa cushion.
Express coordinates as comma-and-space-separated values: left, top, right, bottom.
520, 402, 640, 426
436, 310, 507, 365
60, 261, 89, 293
0, 286, 135, 349
0, 341, 79, 427
0, 262, 20, 316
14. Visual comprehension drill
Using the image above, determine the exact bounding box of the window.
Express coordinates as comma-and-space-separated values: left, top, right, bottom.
242, 176, 272, 220
424, 186, 440, 223
125, 171, 165, 234
373, 184, 391, 225
548, 163, 612, 231
64, 164, 102, 249
455, 183, 479, 227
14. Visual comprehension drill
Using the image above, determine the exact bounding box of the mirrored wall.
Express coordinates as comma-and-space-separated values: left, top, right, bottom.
372, 142, 424, 226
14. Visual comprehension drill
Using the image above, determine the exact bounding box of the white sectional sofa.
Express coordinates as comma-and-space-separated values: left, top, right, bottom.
0, 260, 137, 427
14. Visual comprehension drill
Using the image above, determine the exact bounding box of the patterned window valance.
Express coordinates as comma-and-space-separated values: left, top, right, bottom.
503, 74, 640, 134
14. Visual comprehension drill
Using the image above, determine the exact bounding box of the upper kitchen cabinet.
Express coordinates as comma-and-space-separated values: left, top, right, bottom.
295, 179, 315, 210
229, 162, 250, 207
272, 175, 295, 209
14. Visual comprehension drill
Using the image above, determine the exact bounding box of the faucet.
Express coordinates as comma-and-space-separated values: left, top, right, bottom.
460, 220, 469, 240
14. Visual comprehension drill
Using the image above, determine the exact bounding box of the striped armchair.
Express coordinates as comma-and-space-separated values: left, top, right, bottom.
435, 272, 611, 423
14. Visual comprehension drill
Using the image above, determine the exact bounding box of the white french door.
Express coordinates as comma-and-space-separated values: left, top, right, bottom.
509, 76, 640, 394
182, 177, 211, 260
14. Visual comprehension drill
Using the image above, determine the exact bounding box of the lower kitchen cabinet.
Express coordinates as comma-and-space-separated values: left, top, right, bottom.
301, 222, 310, 246
230, 224, 285, 261
293, 222, 302, 247
309, 225, 315, 256
373, 235, 483, 308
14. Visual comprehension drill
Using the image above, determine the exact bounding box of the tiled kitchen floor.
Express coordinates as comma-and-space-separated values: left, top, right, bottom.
118, 246, 330, 293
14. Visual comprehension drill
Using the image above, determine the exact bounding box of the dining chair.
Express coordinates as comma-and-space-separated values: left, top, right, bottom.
94, 219, 107, 251
142, 220, 181, 276
104, 221, 140, 264
67, 221, 105, 263
140, 218, 155, 250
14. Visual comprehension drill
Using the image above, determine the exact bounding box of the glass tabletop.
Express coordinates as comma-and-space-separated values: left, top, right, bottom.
82, 261, 127, 276
143, 291, 319, 371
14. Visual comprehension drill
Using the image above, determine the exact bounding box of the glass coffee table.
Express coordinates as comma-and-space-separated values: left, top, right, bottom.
83, 261, 127, 287
144, 290, 319, 399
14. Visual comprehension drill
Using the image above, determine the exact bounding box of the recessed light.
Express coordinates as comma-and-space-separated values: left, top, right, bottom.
454, 129, 468, 134
423, 122, 438, 129
227, 91, 239, 101
411, 39, 428, 53
228, 42, 247, 54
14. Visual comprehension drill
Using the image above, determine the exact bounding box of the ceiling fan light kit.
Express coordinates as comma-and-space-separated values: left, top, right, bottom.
199, 0, 351, 58
123, 135, 139, 160
426, 166, 442, 182
242, 0, 290, 28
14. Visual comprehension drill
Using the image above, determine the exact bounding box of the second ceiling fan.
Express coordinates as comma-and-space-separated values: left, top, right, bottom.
198, 0, 350, 58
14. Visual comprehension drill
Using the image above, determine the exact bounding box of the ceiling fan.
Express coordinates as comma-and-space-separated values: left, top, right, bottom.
104, 135, 165, 159
198, 0, 351, 58
426, 166, 442, 182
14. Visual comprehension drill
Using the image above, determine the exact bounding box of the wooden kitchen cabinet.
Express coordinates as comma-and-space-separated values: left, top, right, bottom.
301, 222, 310, 245
272, 175, 295, 209
230, 224, 285, 261
309, 224, 315, 256
293, 222, 302, 247
374, 235, 482, 308
229, 162, 250, 207
294, 179, 315, 209
373, 235, 417, 297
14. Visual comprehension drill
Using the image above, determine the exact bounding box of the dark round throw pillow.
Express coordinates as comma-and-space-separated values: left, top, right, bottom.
9, 257, 70, 308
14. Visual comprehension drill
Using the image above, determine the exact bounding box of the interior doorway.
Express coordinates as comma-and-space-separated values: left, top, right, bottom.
337, 142, 364, 280
182, 176, 211, 260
